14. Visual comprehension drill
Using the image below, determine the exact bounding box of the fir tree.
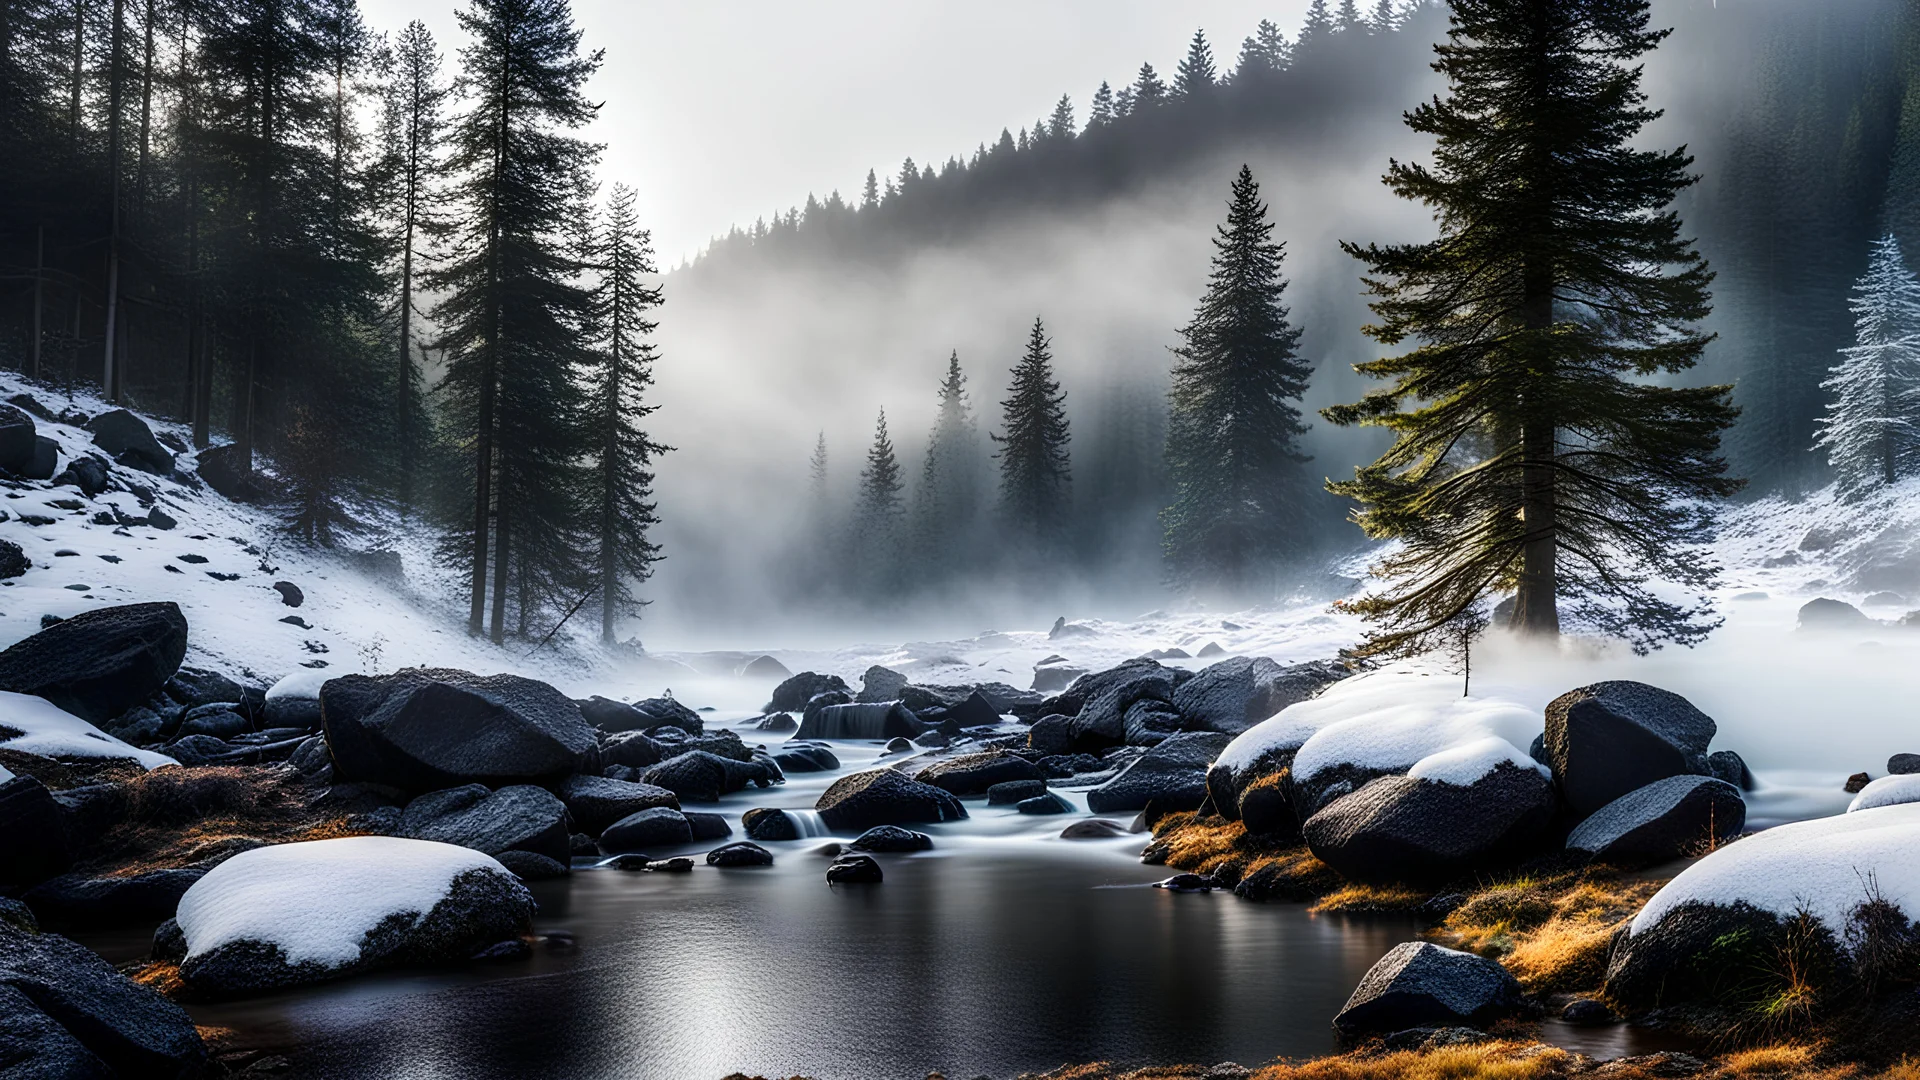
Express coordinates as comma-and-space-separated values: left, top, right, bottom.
854, 409, 904, 592
582, 183, 668, 642
429, 0, 603, 642
859, 167, 878, 211
1336, 0, 1365, 33
994, 317, 1072, 551
1088, 80, 1115, 127
1046, 92, 1073, 139
809, 431, 828, 500
1370, 0, 1400, 33
1299, 0, 1335, 50
1814, 233, 1920, 497
1324, 0, 1741, 656
1163, 165, 1314, 594
1174, 29, 1216, 97
1236, 20, 1289, 79
912, 350, 984, 575
1130, 62, 1165, 109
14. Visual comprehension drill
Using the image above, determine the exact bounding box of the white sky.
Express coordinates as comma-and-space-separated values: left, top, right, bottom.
360, 1, 1314, 264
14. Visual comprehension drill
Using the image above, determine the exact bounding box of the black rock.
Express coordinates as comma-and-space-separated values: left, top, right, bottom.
0, 403, 36, 473
556, 774, 680, 834
1604, 900, 1796, 1011
162, 732, 234, 766
195, 442, 268, 503
1064, 662, 1181, 750
1333, 941, 1525, 1036
166, 667, 246, 709
815, 767, 968, 832
1060, 818, 1131, 839
742, 807, 802, 841
397, 784, 572, 863
1303, 762, 1556, 883
1847, 771, 1872, 794
598, 806, 693, 852
179, 703, 251, 739
771, 741, 839, 773
0, 601, 189, 725
707, 841, 774, 867
1087, 731, 1231, 814
1172, 657, 1348, 736
23, 868, 208, 926
0, 916, 208, 1075
847, 825, 933, 852
1562, 998, 1615, 1025
1889, 753, 1920, 776
86, 408, 174, 472
1154, 873, 1216, 892
1031, 663, 1087, 693
0, 538, 26, 581
1706, 749, 1755, 792
914, 749, 1046, 796
631, 696, 703, 735
0, 776, 73, 887
767, 671, 851, 713
946, 690, 1002, 728
495, 850, 569, 880
986, 779, 1048, 805
1543, 681, 1717, 818
641, 750, 783, 802
1565, 775, 1746, 867
645, 857, 694, 873
754, 712, 798, 733
881, 736, 914, 754
796, 700, 923, 740
320, 668, 598, 792
857, 665, 908, 703
684, 810, 732, 841
1798, 597, 1872, 630
825, 853, 883, 884
1016, 792, 1073, 815
273, 581, 304, 607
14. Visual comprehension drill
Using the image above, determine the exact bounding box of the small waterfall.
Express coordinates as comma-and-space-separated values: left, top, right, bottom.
783, 809, 831, 838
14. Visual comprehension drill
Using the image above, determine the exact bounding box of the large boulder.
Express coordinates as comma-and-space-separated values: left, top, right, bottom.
771, 741, 839, 773
1566, 775, 1746, 867
0, 602, 189, 725
766, 671, 851, 713
1333, 941, 1526, 1036
1062, 661, 1184, 750
598, 807, 693, 853
640, 750, 782, 802
172, 837, 535, 996
22, 434, 58, 481
857, 666, 908, 703
742, 807, 802, 841
395, 784, 572, 864
1087, 731, 1232, 814
0, 776, 74, 887
556, 774, 680, 834
1543, 681, 1716, 818
1797, 597, 1872, 631
1172, 657, 1347, 736
23, 868, 208, 926
0, 914, 208, 1077
913, 750, 1045, 797
0, 403, 35, 473
816, 768, 968, 832
320, 669, 598, 792
194, 442, 267, 503
795, 701, 923, 741
1302, 759, 1556, 883
86, 408, 174, 473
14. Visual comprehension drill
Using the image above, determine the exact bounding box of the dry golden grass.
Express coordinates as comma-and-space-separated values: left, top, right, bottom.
88, 765, 368, 875
1313, 884, 1431, 915
1869, 1059, 1920, 1080
1439, 872, 1661, 995
1149, 812, 1258, 878
129, 961, 186, 997
1718, 1044, 1819, 1076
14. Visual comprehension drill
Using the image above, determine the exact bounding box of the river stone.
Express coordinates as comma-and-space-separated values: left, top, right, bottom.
1086, 731, 1231, 814
767, 671, 851, 713
23, 868, 208, 926
1172, 657, 1347, 736
1061, 819, 1131, 839
986, 779, 1048, 805
857, 665, 908, 703
847, 825, 933, 852
0, 916, 208, 1076
1890, 753, 1920, 776
1543, 681, 1717, 818
1067, 664, 1180, 749
684, 811, 731, 841
557, 774, 681, 834
772, 741, 839, 773
598, 807, 693, 853
707, 841, 774, 867
1334, 942, 1525, 1035
796, 700, 923, 741
495, 850, 568, 880
1017, 792, 1073, 815
1303, 762, 1556, 883
1566, 775, 1746, 867
0, 776, 73, 887
826, 854, 883, 884
641, 750, 783, 802
0, 602, 189, 725
321, 669, 597, 793
743, 807, 801, 841
578, 696, 657, 733
397, 784, 572, 864
914, 749, 1046, 796
816, 768, 967, 832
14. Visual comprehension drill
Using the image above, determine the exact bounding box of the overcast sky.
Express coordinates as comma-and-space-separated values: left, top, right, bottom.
360, 1, 1315, 264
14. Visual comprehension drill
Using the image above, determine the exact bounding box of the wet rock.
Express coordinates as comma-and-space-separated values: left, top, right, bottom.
0, 915, 208, 1075
684, 810, 731, 841
826, 854, 883, 884
881, 737, 914, 755
1027, 714, 1074, 756
1798, 597, 1871, 630
740, 655, 791, 680
641, 750, 783, 802
397, 784, 573, 864
847, 825, 932, 852
23, 868, 208, 926
1087, 731, 1231, 814
1017, 792, 1073, 815
0, 776, 73, 887
598, 807, 693, 853
816, 768, 967, 832
1567, 775, 1746, 867
495, 850, 568, 880
986, 779, 1048, 805
707, 841, 774, 867
645, 857, 694, 873
796, 700, 923, 741
0, 601, 189, 724
753, 712, 798, 733
557, 774, 680, 834
322, 669, 596, 793
1303, 763, 1556, 883
1060, 818, 1131, 839
771, 741, 838, 773
914, 749, 1045, 796
767, 671, 851, 713
1562, 998, 1615, 1025
743, 807, 802, 841
1543, 681, 1716, 818
1172, 657, 1347, 736
857, 665, 908, 703
1154, 873, 1216, 892
1333, 942, 1525, 1036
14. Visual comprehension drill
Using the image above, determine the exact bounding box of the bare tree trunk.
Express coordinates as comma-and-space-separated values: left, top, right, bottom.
133, 0, 153, 223
67, 0, 83, 152
470, 60, 510, 637
490, 500, 509, 644
100, 0, 124, 403
1511, 260, 1559, 638
30, 224, 43, 380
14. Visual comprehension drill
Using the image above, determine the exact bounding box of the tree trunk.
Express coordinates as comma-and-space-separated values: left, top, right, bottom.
602, 278, 621, 644
471, 58, 510, 637
67, 0, 83, 152
101, 0, 124, 403
490, 500, 509, 644
398, 213, 414, 509
1511, 260, 1559, 638
133, 0, 152, 222
30, 224, 43, 380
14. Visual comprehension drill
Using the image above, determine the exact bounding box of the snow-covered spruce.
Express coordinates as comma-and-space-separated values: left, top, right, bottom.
165, 836, 534, 996
1814, 232, 1920, 500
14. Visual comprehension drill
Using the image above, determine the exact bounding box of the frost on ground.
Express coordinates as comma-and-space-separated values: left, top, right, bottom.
1630, 802, 1920, 943
175, 836, 507, 968
0, 688, 174, 768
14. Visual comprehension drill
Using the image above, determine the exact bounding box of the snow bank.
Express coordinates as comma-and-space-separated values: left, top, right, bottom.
0, 763, 12, 782
1407, 735, 1548, 786
1283, 666, 1545, 784
0, 690, 175, 769
265, 669, 331, 702
1631, 802, 1920, 942
1848, 774, 1920, 813
176, 836, 505, 968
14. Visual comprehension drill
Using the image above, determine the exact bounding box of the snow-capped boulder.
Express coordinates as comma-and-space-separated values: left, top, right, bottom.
598, 807, 693, 852
0, 691, 176, 769
263, 668, 329, 730
85, 408, 174, 473
0, 776, 73, 887
1544, 681, 1716, 817
1848, 773, 1920, 812
1172, 657, 1347, 736
766, 671, 850, 713
1086, 731, 1231, 814
1566, 775, 1746, 867
815, 768, 967, 832
641, 750, 782, 802
556, 774, 680, 834
796, 700, 923, 741
1334, 941, 1526, 1036
396, 784, 572, 864
320, 669, 598, 792
1302, 756, 1555, 883
914, 750, 1045, 797
0, 602, 189, 725
172, 837, 534, 996
0, 912, 208, 1076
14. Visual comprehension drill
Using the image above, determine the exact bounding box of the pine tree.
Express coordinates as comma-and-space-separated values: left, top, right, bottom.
1088, 80, 1114, 127
859, 167, 878, 211
1045, 93, 1073, 139
1236, 20, 1289, 79
1174, 29, 1216, 97
1163, 165, 1315, 594
809, 431, 829, 500
1130, 62, 1165, 109
994, 317, 1072, 552
1324, 0, 1741, 656
1814, 233, 1920, 498
1336, 0, 1365, 33
1370, 0, 1400, 33
1299, 0, 1335, 50
854, 409, 904, 593
429, 0, 602, 642
582, 183, 668, 642
912, 350, 984, 577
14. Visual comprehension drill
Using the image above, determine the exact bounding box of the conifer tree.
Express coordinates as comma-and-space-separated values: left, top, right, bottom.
809, 431, 829, 500
1130, 62, 1165, 109
994, 317, 1072, 552
1174, 29, 1216, 97
1815, 233, 1920, 498
1299, 0, 1335, 50
1088, 81, 1114, 127
1336, 0, 1365, 32
1370, 0, 1400, 33
582, 183, 667, 642
854, 409, 904, 592
1325, 0, 1740, 656
430, 0, 602, 642
1236, 20, 1289, 79
1046, 93, 1073, 139
912, 350, 984, 575
860, 167, 878, 210
1163, 166, 1314, 593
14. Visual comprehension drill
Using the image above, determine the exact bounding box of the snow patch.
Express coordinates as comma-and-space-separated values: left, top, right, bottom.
175, 836, 507, 968
1631, 802, 1920, 942
1848, 774, 1920, 813
1407, 735, 1548, 786
265, 669, 332, 702
0, 690, 175, 769
1287, 666, 1545, 784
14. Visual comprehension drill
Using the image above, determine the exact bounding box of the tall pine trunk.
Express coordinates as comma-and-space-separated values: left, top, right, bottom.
101, 0, 124, 403
133, 0, 152, 223
469, 61, 509, 638
601, 280, 621, 644
1513, 261, 1559, 636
